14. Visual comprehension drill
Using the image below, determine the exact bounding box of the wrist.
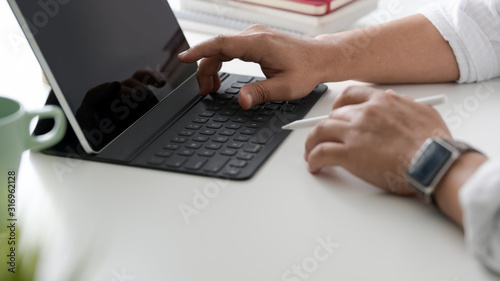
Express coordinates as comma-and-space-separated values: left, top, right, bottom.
313, 33, 352, 83
433, 152, 487, 227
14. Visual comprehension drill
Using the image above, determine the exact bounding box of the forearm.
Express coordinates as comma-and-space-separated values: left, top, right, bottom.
315, 14, 460, 84
434, 152, 488, 227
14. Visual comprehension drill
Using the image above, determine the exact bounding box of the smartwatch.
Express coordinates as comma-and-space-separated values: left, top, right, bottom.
406, 138, 479, 204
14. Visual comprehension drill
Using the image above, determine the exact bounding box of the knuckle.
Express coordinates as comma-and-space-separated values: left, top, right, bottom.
316, 143, 328, 155
247, 24, 267, 31
252, 31, 274, 42
361, 103, 381, 118
315, 120, 329, 135
308, 145, 322, 164
342, 85, 359, 95
336, 91, 346, 102
213, 34, 228, 44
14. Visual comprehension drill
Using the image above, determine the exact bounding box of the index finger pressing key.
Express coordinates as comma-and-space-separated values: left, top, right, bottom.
178, 34, 264, 64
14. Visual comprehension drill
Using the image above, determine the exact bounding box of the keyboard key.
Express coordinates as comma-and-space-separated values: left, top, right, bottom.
219, 72, 229, 79
185, 142, 202, 149
220, 110, 236, 116
252, 116, 269, 122
220, 149, 237, 156
281, 103, 297, 112
258, 110, 274, 116
193, 117, 209, 124
219, 129, 236, 136
178, 130, 195, 137
227, 141, 244, 149
206, 123, 223, 129
163, 143, 180, 150
225, 123, 241, 129
205, 143, 222, 150
237, 111, 253, 117
178, 149, 195, 156
165, 156, 188, 168
186, 124, 202, 130
229, 160, 247, 168
288, 100, 303, 105
200, 129, 216, 135
213, 116, 229, 122
215, 93, 233, 100
148, 157, 166, 165
240, 129, 256, 135
234, 135, 250, 142
246, 122, 261, 128
232, 117, 247, 123
224, 167, 241, 176
251, 133, 272, 144
264, 103, 280, 110
203, 157, 230, 173
225, 88, 240, 94
156, 150, 173, 157
237, 152, 254, 160
271, 101, 285, 104
237, 76, 253, 83
205, 105, 221, 111
198, 150, 216, 157
184, 157, 208, 171
213, 136, 229, 143
214, 100, 229, 106
193, 136, 209, 142
231, 82, 246, 89
225, 104, 241, 110
243, 144, 262, 153
199, 111, 215, 117
171, 137, 187, 143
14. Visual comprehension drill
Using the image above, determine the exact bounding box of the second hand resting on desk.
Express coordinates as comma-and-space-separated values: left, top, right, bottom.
282, 93, 447, 130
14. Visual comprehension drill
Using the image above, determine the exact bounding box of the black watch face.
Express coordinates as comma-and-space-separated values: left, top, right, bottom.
408, 141, 452, 187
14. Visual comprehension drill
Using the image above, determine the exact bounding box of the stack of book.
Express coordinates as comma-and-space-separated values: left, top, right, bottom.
174, 0, 379, 37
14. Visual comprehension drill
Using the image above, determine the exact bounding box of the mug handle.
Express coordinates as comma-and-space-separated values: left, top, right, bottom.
26, 105, 67, 151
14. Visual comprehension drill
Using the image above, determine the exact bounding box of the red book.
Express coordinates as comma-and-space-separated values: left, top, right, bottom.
233, 0, 356, 16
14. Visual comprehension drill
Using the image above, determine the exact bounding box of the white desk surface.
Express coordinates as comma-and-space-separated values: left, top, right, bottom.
1, 1, 500, 280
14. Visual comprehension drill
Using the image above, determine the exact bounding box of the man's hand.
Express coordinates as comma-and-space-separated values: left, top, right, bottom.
178, 25, 330, 109
304, 86, 452, 195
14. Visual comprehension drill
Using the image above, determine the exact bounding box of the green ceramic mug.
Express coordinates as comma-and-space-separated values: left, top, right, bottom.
0, 96, 66, 276
0, 96, 66, 173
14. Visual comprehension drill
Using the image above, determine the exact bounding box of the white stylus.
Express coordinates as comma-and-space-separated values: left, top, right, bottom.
282, 94, 447, 130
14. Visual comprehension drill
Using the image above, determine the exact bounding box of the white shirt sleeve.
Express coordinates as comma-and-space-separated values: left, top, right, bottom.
419, 0, 500, 83
459, 159, 500, 274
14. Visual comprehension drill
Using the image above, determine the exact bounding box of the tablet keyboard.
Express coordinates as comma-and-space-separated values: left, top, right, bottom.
134, 73, 327, 180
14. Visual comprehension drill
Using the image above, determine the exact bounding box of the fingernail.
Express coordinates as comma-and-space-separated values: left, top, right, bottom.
178, 50, 188, 57
246, 93, 253, 108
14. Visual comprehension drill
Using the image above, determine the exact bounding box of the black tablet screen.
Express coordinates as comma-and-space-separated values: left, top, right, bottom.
15, 0, 197, 151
